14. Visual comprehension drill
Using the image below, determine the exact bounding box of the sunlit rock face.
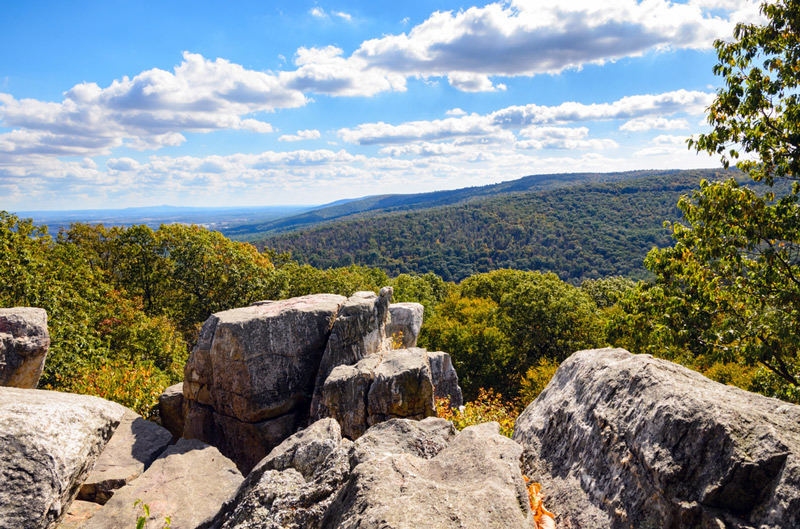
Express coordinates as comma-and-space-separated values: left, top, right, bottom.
514, 347, 800, 529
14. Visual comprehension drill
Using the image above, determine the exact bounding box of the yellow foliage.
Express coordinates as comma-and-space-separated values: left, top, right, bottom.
435, 388, 520, 438
50, 360, 169, 419
519, 357, 560, 405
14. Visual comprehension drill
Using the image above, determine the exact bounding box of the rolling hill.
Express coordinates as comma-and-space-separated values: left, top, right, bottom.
257, 168, 743, 283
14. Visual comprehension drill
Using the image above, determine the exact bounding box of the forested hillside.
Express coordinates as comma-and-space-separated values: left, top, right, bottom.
225, 169, 685, 238
260, 169, 738, 283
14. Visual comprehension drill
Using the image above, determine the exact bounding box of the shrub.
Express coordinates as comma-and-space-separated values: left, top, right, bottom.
435, 388, 520, 438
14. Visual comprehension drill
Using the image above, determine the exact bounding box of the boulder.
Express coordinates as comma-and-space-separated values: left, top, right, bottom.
386, 302, 424, 348
0, 307, 50, 388
428, 350, 463, 407
310, 288, 392, 419
513, 347, 800, 529
212, 418, 534, 529
77, 409, 173, 505
158, 382, 184, 440
80, 438, 242, 529
324, 421, 535, 529
320, 348, 436, 439
182, 294, 345, 473
210, 418, 352, 529
0, 387, 125, 529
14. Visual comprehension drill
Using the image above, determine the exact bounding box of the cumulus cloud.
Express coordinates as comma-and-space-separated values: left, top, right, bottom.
0, 52, 303, 159
332, 10, 352, 21
278, 129, 322, 142
281, 46, 407, 97
620, 116, 690, 131
340, 90, 713, 145
310, 7, 326, 18
446, 108, 467, 116
339, 0, 759, 93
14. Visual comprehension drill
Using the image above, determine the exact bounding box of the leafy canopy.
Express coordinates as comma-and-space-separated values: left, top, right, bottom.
614, 0, 800, 400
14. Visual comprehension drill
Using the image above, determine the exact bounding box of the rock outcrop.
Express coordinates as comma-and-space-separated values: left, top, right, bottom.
319, 348, 436, 439
80, 438, 242, 529
181, 288, 463, 473
513, 347, 800, 529
0, 387, 125, 529
309, 288, 392, 419
182, 293, 346, 473
211, 417, 536, 529
77, 409, 173, 504
386, 302, 424, 348
0, 307, 50, 388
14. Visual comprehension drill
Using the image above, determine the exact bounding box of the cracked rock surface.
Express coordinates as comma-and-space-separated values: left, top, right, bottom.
513, 347, 800, 529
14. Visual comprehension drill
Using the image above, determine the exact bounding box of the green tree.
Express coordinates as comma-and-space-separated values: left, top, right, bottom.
618, 0, 800, 401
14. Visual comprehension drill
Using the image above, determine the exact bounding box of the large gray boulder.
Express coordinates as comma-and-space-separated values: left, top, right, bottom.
319, 348, 436, 439
0, 387, 125, 529
80, 438, 242, 529
77, 409, 173, 504
310, 288, 392, 419
182, 294, 345, 473
0, 307, 50, 388
513, 347, 800, 529
211, 418, 352, 529
324, 421, 535, 529
385, 302, 424, 348
211, 417, 534, 529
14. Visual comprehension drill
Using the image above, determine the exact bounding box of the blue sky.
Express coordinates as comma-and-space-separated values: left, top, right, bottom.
0, 0, 762, 210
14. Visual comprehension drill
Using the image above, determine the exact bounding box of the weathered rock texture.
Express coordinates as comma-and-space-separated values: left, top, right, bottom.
513, 347, 800, 529
0, 307, 50, 388
182, 293, 345, 473
158, 382, 184, 440
429, 349, 463, 407
80, 438, 242, 529
309, 288, 392, 419
319, 348, 436, 439
386, 302, 424, 348
77, 409, 173, 504
211, 417, 535, 529
181, 288, 463, 474
0, 387, 125, 529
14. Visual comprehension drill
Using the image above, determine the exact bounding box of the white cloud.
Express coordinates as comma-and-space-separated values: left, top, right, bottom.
340, 90, 713, 145
445, 108, 466, 116
620, 116, 690, 131
336, 0, 759, 93
332, 11, 352, 21
278, 129, 322, 142
310, 7, 326, 18
0, 52, 304, 159
281, 46, 407, 97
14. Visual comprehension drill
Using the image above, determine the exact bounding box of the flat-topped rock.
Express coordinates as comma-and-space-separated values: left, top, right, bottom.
182, 293, 345, 473
320, 348, 436, 439
80, 438, 242, 529
513, 347, 800, 529
184, 293, 346, 423
0, 307, 50, 388
0, 387, 125, 529
78, 409, 173, 505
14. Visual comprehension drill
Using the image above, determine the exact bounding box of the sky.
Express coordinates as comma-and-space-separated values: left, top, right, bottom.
0, 0, 763, 211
